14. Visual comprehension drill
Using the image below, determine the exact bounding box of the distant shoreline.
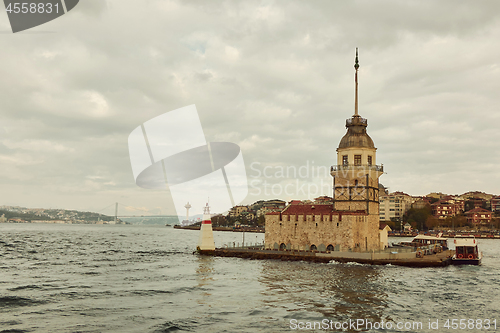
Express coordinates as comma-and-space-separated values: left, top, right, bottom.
173, 225, 265, 233
389, 231, 500, 238
172, 227, 500, 238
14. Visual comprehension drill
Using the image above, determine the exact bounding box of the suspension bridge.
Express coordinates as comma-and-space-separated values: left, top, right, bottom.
96, 202, 179, 224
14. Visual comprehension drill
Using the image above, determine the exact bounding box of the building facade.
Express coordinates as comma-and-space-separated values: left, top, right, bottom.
228, 205, 248, 217
465, 208, 492, 225
265, 49, 384, 252
379, 192, 413, 222
491, 196, 500, 213
431, 199, 463, 219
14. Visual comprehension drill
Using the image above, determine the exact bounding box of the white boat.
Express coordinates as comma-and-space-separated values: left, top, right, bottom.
396, 234, 448, 250
452, 237, 482, 265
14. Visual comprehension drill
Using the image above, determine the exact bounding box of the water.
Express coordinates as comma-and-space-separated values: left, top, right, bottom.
1, 224, 499, 332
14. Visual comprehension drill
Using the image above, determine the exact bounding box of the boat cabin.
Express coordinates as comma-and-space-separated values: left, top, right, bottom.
454, 238, 479, 260
400, 235, 448, 249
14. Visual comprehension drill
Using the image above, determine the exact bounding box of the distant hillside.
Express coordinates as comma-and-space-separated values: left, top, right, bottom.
0, 209, 58, 222
0, 208, 114, 223
425, 191, 497, 200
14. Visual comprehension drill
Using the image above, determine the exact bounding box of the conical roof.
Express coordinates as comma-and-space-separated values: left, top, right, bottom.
338, 115, 375, 149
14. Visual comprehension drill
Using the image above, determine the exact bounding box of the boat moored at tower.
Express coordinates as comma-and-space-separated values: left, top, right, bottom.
452, 237, 482, 265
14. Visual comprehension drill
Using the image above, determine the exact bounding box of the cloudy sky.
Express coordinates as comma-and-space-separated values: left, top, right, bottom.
1, 0, 500, 217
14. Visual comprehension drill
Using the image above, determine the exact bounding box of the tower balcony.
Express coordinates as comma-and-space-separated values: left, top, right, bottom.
346, 117, 367, 127
331, 164, 383, 173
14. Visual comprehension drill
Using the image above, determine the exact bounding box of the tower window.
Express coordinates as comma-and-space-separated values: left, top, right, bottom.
342, 155, 348, 165
368, 156, 372, 166
354, 155, 361, 165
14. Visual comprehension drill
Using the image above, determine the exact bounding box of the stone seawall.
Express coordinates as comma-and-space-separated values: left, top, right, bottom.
198, 248, 453, 267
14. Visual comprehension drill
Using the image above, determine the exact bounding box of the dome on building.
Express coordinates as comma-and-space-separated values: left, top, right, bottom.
338, 115, 375, 149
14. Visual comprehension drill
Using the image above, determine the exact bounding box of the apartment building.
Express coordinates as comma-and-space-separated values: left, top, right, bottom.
379, 192, 412, 222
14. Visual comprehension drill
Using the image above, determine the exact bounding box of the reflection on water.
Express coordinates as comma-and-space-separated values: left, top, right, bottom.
195, 256, 215, 304
259, 260, 387, 322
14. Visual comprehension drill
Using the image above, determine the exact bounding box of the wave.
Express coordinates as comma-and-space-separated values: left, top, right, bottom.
152, 318, 200, 332
0, 296, 44, 308
7, 285, 42, 291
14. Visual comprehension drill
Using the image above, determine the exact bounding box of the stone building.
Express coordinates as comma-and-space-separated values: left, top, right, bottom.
265, 49, 384, 252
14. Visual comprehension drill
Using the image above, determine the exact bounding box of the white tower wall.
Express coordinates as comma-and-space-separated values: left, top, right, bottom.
198, 203, 215, 251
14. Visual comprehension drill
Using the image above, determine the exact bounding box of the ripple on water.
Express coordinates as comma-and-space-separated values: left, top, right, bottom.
152, 318, 200, 332
1, 225, 499, 333
0, 296, 45, 308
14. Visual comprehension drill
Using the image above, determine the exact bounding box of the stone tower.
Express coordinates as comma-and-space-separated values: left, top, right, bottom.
330, 48, 383, 250
265, 49, 385, 252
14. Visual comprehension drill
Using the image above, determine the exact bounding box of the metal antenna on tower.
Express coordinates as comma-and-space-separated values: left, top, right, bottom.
354, 47, 359, 116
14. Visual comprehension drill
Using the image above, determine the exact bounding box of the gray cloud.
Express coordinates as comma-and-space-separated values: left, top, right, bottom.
1, 0, 499, 215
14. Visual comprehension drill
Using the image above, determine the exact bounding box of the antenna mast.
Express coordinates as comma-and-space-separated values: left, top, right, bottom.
354, 48, 359, 116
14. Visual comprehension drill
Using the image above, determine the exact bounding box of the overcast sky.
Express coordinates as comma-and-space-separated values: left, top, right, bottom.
1, 0, 500, 217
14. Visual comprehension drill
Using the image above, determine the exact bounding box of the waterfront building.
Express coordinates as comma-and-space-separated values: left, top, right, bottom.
228, 205, 249, 217
491, 196, 500, 213
265, 49, 385, 252
431, 199, 463, 219
379, 192, 412, 222
465, 207, 492, 225
255, 200, 286, 217
443, 196, 465, 212
431, 198, 464, 219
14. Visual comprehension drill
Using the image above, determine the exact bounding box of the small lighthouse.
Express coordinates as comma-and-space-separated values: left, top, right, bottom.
197, 203, 215, 251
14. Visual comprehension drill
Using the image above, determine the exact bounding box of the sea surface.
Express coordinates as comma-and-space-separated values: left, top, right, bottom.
1, 223, 499, 333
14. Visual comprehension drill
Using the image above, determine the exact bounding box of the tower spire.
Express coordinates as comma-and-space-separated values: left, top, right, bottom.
354, 48, 359, 116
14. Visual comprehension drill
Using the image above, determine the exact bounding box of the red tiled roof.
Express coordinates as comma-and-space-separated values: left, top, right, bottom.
283, 204, 333, 215
379, 223, 388, 230
465, 207, 492, 214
